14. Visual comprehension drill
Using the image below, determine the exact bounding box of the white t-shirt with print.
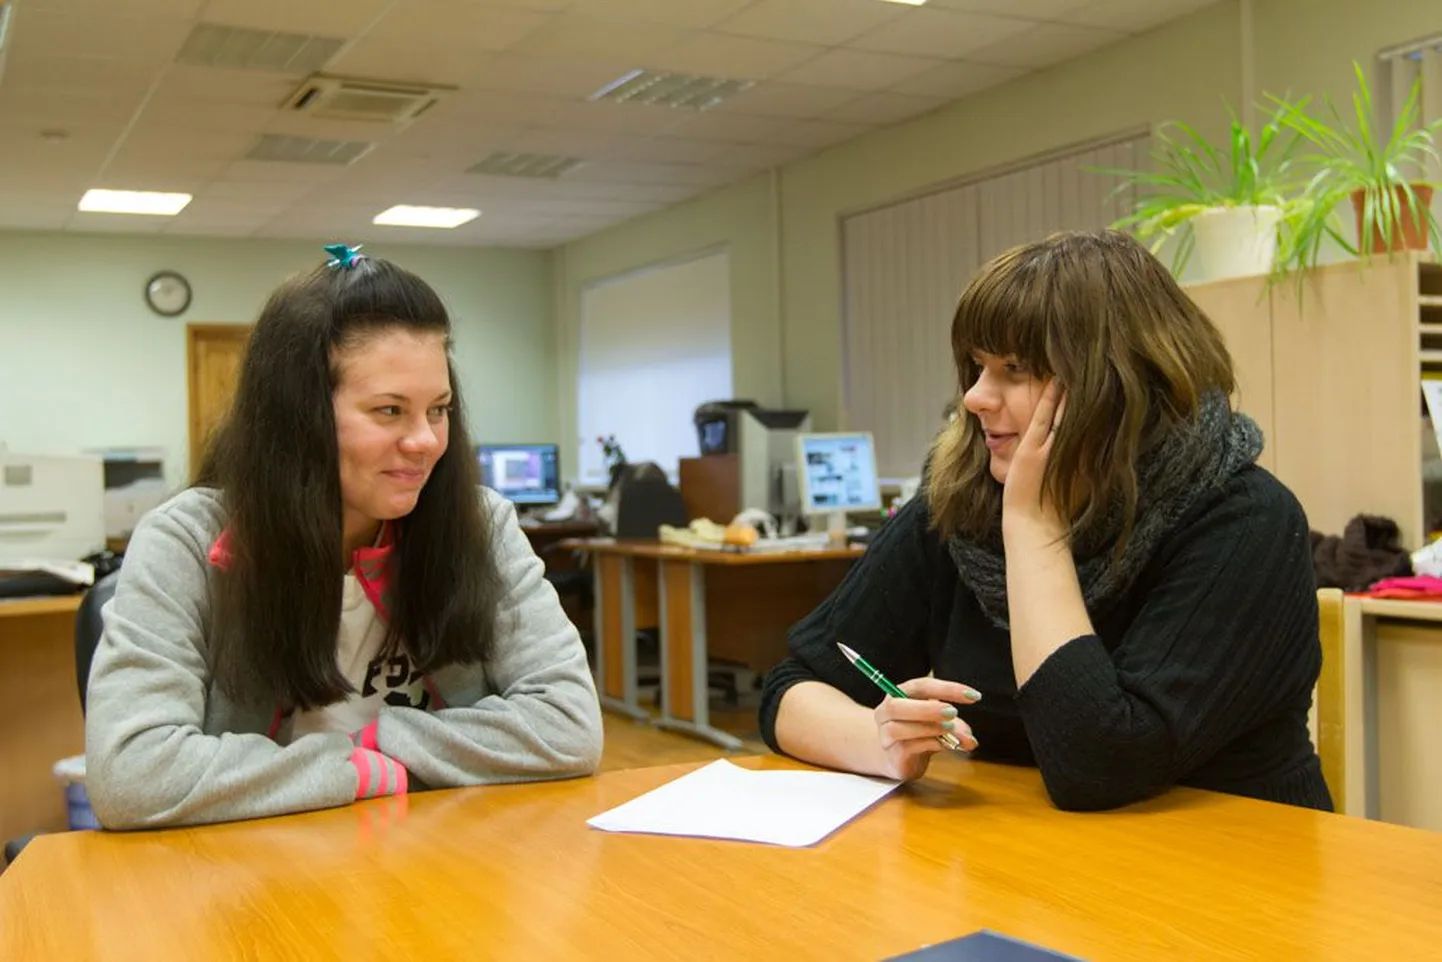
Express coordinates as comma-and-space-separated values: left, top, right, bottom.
283, 570, 430, 743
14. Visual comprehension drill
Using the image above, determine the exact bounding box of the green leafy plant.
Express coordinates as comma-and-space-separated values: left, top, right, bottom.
1093, 108, 1305, 275
1270, 61, 1442, 277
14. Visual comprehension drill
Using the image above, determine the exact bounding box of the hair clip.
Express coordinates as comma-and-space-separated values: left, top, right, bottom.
324, 243, 365, 270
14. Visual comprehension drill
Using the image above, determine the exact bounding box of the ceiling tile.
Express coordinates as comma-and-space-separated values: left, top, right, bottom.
365, 2, 552, 51
715, 0, 908, 46
721, 82, 860, 118
927, 0, 1096, 17
500, 127, 630, 156
66, 212, 171, 234
17, 0, 205, 17
162, 222, 260, 237
964, 21, 1126, 67
9, 10, 194, 65
644, 33, 824, 81
221, 160, 347, 183
146, 66, 295, 106
847, 8, 1034, 59
138, 101, 282, 133
571, 0, 755, 28
0, 88, 140, 127
1058, 0, 1217, 32
326, 42, 494, 87
513, 17, 695, 62
708, 141, 811, 168
197, 0, 395, 37
469, 0, 573, 9
466, 56, 639, 99
662, 110, 787, 143
565, 159, 746, 187
764, 117, 872, 148
0, 53, 164, 100
608, 183, 705, 203
779, 48, 942, 91
824, 91, 947, 125
544, 98, 697, 135
608, 137, 733, 165
0, 208, 72, 230
888, 59, 1028, 98
200, 180, 319, 203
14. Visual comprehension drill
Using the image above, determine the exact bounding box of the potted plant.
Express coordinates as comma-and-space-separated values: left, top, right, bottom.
1095, 107, 1305, 281
1270, 61, 1442, 273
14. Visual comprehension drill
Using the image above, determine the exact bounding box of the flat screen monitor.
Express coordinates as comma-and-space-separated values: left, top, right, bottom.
795, 432, 882, 516
476, 443, 561, 506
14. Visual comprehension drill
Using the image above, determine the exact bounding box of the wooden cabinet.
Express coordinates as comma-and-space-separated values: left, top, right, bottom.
1187, 255, 1436, 547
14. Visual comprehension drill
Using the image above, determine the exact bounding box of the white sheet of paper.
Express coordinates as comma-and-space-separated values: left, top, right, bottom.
586, 760, 900, 847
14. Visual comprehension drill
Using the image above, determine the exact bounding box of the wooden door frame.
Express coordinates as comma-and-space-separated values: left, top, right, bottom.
186, 323, 252, 481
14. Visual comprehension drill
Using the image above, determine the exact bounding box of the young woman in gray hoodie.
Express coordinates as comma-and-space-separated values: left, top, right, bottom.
85, 248, 604, 829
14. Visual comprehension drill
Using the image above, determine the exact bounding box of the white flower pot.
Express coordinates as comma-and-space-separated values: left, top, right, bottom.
1190, 205, 1282, 281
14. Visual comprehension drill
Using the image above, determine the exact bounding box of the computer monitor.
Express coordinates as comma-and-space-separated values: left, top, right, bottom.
795, 432, 882, 527
476, 443, 561, 506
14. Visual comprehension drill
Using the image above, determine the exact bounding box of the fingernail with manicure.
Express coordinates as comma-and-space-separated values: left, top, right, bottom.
940, 706, 958, 719
941, 720, 955, 731
964, 687, 982, 701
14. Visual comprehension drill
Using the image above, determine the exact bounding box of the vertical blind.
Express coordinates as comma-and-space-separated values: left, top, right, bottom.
576, 249, 733, 485
840, 133, 1147, 479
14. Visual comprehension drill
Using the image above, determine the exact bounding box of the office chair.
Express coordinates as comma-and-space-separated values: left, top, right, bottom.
3, 570, 119, 868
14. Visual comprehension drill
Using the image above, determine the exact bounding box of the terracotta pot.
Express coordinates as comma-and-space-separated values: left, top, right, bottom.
1351, 185, 1435, 253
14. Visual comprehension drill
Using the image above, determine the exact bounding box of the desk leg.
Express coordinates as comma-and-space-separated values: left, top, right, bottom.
592, 556, 647, 721
654, 560, 743, 750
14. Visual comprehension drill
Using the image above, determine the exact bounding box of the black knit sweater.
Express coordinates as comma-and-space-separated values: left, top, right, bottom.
758, 466, 1332, 812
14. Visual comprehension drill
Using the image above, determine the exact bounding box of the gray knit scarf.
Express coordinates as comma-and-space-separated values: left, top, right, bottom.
947, 390, 1264, 629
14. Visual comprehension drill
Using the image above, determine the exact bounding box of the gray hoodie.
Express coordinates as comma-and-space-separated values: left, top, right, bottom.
85, 486, 604, 830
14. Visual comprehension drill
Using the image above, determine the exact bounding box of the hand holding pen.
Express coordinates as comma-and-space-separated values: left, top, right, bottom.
838, 642, 981, 782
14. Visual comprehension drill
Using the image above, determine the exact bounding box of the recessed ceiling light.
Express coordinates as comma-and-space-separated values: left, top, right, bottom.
78, 189, 192, 216
876, 0, 926, 5
372, 205, 479, 229
589, 69, 753, 111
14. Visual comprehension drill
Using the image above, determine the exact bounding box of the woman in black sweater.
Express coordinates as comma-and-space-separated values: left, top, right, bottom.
759, 229, 1331, 813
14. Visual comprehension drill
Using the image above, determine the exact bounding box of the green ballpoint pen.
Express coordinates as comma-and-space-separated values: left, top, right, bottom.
837, 642, 971, 754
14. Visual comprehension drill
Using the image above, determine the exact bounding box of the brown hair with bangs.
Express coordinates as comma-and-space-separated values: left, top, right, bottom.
924, 229, 1236, 551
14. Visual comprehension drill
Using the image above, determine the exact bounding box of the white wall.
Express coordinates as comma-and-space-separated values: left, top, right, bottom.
0, 231, 555, 487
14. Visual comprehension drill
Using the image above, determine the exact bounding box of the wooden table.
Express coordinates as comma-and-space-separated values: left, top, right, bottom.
4, 755, 1441, 960
567, 539, 863, 748
1341, 595, 1442, 829
0, 594, 84, 844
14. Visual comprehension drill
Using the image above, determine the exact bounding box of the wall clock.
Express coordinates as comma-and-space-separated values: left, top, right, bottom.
145, 270, 192, 317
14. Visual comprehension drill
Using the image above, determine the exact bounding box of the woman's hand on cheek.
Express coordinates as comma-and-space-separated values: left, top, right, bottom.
1001, 379, 1068, 541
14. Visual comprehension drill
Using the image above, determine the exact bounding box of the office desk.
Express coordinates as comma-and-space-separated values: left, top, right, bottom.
1342, 595, 1442, 830
4, 755, 1442, 961
0, 595, 84, 844
568, 540, 862, 748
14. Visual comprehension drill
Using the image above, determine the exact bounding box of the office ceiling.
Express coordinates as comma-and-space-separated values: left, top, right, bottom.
0, 0, 1214, 248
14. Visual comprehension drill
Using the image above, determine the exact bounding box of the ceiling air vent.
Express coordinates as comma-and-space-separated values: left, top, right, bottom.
588, 69, 753, 111
176, 23, 343, 74
284, 75, 451, 124
467, 152, 586, 179
244, 134, 374, 165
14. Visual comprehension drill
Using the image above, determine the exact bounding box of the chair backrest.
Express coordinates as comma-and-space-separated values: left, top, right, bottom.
614, 477, 688, 539
1312, 587, 1346, 811
76, 571, 120, 714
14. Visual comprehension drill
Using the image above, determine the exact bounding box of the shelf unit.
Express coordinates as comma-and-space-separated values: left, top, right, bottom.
1187, 254, 1437, 548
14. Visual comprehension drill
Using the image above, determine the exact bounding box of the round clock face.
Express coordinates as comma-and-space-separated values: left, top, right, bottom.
145, 271, 192, 317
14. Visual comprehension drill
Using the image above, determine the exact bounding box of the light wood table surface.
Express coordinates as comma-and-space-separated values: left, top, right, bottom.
0, 594, 85, 843
566, 538, 862, 748
4, 754, 1441, 961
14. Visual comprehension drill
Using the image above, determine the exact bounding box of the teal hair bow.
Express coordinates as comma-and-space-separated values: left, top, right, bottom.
324, 243, 364, 269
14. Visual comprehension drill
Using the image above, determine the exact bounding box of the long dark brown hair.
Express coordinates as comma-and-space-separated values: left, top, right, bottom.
925, 229, 1236, 551
195, 256, 503, 710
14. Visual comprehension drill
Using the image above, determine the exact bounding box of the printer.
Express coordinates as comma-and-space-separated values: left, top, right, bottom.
0, 445, 106, 566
